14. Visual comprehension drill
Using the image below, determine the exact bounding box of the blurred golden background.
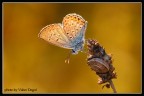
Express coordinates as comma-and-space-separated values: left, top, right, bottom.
3, 3, 141, 93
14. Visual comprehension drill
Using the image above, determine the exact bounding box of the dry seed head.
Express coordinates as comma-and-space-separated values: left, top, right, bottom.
86, 39, 117, 85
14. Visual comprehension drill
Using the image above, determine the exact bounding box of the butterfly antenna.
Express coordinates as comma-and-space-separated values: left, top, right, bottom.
65, 50, 72, 64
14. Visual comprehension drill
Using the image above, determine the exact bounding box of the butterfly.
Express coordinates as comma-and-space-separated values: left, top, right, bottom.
38, 13, 87, 63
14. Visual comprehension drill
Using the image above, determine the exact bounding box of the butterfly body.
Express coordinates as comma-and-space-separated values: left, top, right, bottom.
38, 13, 87, 55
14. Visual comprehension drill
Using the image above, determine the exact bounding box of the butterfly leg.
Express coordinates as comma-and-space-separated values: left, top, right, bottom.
65, 50, 72, 64
81, 48, 88, 54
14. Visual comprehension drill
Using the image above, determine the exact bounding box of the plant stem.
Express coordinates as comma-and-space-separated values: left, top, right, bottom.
108, 80, 117, 93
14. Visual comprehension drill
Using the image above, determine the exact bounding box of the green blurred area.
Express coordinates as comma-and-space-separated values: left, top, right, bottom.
3, 3, 141, 93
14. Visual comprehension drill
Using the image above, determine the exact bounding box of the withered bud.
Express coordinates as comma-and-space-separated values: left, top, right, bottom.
87, 39, 106, 59
102, 83, 110, 89
86, 39, 117, 85
88, 58, 109, 73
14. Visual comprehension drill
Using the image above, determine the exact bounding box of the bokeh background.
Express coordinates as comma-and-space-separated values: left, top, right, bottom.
3, 3, 141, 93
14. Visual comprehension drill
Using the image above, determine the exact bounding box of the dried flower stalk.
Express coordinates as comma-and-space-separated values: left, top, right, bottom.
86, 39, 117, 93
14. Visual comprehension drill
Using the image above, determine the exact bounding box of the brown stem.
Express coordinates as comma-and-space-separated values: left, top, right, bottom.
108, 80, 117, 93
